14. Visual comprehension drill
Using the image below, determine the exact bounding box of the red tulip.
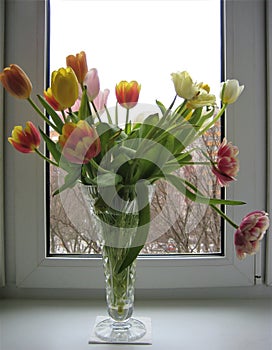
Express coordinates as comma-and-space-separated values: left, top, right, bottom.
8, 121, 40, 153
234, 211, 269, 259
212, 138, 239, 186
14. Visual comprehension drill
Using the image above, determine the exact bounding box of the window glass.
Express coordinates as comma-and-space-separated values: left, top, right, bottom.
49, 0, 222, 256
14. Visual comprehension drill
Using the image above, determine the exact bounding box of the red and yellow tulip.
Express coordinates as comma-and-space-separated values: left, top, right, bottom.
0, 64, 32, 99
115, 80, 141, 109
8, 121, 40, 153
58, 120, 101, 164
44, 87, 65, 111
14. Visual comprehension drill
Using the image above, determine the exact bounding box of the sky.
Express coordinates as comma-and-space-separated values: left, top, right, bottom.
50, 0, 221, 108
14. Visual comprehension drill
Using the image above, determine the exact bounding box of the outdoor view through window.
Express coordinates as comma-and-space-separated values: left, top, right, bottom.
48, 0, 222, 256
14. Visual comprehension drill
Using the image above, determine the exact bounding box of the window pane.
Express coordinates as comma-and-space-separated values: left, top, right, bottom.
48, 0, 222, 256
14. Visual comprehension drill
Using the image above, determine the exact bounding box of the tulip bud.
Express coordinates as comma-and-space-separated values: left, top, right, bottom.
44, 87, 65, 111
115, 80, 141, 109
234, 210, 269, 259
212, 138, 239, 186
51, 67, 79, 109
8, 121, 40, 153
93, 89, 110, 112
220, 79, 244, 104
171, 71, 197, 100
0, 64, 32, 99
66, 51, 88, 85
83, 68, 100, 101
58, 120, 101, 164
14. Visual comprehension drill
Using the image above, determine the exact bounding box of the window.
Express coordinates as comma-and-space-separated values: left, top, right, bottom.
48, 0, 222, 257
2, 0, 270, 293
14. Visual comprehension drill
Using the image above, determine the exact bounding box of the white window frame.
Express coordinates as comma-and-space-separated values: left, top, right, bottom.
0, 0, 5, 288
2, 0, 270, 294
266, 0, 272, 287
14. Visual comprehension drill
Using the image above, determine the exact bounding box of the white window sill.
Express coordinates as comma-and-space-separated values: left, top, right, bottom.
1, 298, 272, 350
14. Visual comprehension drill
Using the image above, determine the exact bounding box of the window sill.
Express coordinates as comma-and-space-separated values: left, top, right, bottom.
1, 298, 272, 350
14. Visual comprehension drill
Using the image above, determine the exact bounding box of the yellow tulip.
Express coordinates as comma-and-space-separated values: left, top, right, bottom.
51, 67, 79, 109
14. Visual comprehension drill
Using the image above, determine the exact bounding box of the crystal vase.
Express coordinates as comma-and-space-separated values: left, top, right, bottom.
83, 184, 153, 343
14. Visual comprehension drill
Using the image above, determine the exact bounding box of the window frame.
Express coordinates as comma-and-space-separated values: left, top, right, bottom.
266, 0, 272, 287
2, 0, 269, 293
0, 0, 5, 288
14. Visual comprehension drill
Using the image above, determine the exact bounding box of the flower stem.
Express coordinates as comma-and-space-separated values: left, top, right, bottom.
91, 101, 102, 123
198, 103, 227, 136
125, 108, 130, 134
27, 97, 57, 131
34, 148, 59, 167
211, 203, 239, 229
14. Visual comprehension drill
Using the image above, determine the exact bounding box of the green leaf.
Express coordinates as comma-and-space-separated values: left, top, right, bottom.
165, 173, 245, 206
37, 95, 64, 133
138, 113, 160, 139
78, 87, 93, 122
117, 184, 151, 273
96, 123, 123, 157
156, 99, 167, 115
53, 166, 81, 196
39, 128, 61, 164
162, 152, 193, 173
94, 172, 123, 187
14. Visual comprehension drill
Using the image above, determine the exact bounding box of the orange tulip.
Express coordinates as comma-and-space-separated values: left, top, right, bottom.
0, 64, 32, 99
115, 80, 141, 109
8, 121, 40, 153
58, 120, 101, 164
66, 51, 88, 85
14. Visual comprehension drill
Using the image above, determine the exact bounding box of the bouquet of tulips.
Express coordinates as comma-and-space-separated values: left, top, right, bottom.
0, 51, 269, 271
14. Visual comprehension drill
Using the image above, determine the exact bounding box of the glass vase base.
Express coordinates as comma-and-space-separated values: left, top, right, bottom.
94, 317, 147, 343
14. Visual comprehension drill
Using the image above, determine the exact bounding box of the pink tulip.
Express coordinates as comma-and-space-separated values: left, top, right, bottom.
93, 89, 110, 112
83, 68, 100, 101
212, 138, 239, 186
234, 210, 269, 259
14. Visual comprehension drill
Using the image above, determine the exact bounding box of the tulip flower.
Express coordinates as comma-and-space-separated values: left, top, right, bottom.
66, 51, 88, 85
58, 120, 101, 164
84, 68, 100, 101
234, 211, 269, 259
51, 67, 79, 109
44, 87, 66, 111
212, 138, 239, 186
220, 79, 244, 104
115, 80, 141, 109
93, 89, 110, 112
8, 121, 40, 153
171, 71, 197, 100
0, 64, 32, 99
186, 92, 216, 109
